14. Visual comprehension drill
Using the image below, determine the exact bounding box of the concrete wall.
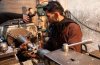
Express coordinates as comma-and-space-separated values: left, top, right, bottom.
0, 0, 36, 13
57, 0, 67, 11
67, 0, 100, 52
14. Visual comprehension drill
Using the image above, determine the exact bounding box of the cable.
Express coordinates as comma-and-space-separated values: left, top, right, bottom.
65, 10, 100, 33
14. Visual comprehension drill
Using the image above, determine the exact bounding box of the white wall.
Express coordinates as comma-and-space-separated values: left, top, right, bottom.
67, 0, 100, 52
57, 0, 67, 11
49, 0, 67, 11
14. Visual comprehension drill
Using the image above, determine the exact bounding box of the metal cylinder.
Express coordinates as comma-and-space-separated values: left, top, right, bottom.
37, 49, 50, 58
62, 43, 69, 52
17, 35, 27, 43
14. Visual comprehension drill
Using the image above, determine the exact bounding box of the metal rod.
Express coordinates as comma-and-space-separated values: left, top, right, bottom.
68, 39, 93, 47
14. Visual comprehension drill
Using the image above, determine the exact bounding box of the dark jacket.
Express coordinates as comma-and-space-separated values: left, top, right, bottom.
44, 18, 82, 52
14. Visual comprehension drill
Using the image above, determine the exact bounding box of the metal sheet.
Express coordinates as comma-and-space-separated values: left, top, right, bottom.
45, 49, 100, 65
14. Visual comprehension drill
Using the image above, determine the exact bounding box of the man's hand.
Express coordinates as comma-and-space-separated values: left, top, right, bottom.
23, 14, 30, 23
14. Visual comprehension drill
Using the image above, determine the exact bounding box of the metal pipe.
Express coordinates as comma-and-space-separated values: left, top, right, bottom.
68, 39, 93, 47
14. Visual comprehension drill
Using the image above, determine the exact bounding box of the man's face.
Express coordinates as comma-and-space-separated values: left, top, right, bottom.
46, 11, 58, 23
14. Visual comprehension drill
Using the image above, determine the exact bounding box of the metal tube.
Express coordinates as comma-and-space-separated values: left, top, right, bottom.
68, 39, 93, 47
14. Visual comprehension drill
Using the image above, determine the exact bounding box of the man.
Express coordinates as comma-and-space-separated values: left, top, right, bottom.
43, 1, 82, 52
27, 8, 36, 23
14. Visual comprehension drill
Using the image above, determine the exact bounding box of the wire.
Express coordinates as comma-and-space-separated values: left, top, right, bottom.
65, 10, 100, 34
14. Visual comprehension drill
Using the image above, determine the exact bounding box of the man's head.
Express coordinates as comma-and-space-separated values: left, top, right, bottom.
43, 1, 64, 23
28, 8, 33, 13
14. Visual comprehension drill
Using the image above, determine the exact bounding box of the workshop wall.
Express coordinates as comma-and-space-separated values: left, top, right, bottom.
0, 0, 36, 13
67, 0, 100, 52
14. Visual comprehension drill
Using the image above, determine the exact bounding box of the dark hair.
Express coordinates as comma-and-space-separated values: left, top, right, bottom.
43, 1, 64, 15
